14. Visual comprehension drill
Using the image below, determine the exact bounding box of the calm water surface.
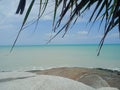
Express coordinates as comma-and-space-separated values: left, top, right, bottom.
0, 44, 120, 71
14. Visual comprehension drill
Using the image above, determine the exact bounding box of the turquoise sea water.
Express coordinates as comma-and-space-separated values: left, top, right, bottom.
0, 44, 120, 71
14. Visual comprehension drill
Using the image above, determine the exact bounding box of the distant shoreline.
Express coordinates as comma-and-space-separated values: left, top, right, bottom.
0, 43, 120, 47
0, 66, 120, 72
28, 67, 120, 76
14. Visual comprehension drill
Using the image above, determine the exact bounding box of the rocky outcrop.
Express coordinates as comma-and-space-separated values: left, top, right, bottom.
29, 67, 120, 89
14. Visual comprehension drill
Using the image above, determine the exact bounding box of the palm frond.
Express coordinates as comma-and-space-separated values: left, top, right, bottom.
14, 0, 120, 55
16, 0, 26, 14
10, 0, 35, 52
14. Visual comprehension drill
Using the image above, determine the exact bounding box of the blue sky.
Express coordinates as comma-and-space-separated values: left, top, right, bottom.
0, 0, 120, 45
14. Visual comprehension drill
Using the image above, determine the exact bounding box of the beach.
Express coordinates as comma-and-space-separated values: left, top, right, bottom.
0, 67, 120, 90
0, 45, 120, 89
29, 67, 120, 89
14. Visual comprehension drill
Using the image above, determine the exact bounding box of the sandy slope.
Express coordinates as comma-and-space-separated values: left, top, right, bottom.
0, 75, 95, 90
0, 70, 119, 90
29, 67, 120, 89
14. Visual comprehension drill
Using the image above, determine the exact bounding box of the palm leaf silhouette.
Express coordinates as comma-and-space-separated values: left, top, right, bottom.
14, 0, 120, 55
16, 0, 26, 14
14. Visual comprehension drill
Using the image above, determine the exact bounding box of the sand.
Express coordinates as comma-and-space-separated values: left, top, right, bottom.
0, 75, 95, 90
29, 67, 120, 89
0, 67, 119, 90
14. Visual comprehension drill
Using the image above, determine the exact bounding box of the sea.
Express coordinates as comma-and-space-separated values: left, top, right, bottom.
0, 44, 120, 71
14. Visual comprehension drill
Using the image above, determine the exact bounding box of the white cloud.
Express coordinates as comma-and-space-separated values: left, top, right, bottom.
0, 1, 119, 45
32, 1, 55, 21
45, 32, 56, 37
77, 31, 88, 35
108, 33, 119, 38
41, 15, 53, 20
0, 0, 25, 29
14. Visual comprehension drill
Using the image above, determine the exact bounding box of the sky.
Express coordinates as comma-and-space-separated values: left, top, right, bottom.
0, 0, 120, 45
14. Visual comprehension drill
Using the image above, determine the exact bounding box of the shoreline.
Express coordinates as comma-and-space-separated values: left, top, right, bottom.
1, 66, 120, 72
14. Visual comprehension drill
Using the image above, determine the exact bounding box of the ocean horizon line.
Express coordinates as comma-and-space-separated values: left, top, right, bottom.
0, 43, 120, 47
0, 43, 120, 71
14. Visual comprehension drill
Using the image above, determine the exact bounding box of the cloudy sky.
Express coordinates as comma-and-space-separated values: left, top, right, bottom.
0, 0, 120, 45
